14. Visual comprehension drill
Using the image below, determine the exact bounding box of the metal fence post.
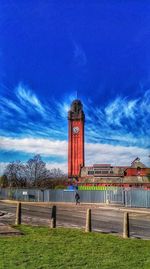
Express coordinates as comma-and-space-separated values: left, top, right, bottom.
51, 205, 56, 228
48, 190, 50, 202
123, 189, 126, 207
123, 212, 129, 238
85, 208, 92, 232
146, 190, 148, 208
15, 202, 22, 225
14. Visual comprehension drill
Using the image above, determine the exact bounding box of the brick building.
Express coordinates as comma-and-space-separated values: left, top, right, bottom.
68, 100, 150, 186
80, 157, 150, 185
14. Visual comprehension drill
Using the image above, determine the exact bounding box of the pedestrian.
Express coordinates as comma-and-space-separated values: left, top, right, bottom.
75, 192, 80, 205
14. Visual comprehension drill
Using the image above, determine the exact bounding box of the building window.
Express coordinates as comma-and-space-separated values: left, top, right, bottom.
94, 171, 101, 174
94, 170, 109, 174
88, 171, 94, 175
101, 171, 109, 174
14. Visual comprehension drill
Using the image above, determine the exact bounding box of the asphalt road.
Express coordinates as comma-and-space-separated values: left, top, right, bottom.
0, 201, 150, 239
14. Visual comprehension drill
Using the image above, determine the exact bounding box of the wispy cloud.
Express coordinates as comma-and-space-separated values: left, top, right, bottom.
56, 93, 77, 119
0, 97, 25, 115
73, 41, 87, 67
104, 97, 139, 125
0, 96, 25, 119
0, 82, 149, 168
84, 90, 150, 149
0, 83, 68, 140
15, 83, 46, 116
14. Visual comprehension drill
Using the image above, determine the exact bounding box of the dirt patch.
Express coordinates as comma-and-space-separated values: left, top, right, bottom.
0, 212, 5, 216
0, 222, 22, 236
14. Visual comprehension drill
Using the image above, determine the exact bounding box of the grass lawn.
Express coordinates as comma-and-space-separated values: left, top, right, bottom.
0, 226, 150, 269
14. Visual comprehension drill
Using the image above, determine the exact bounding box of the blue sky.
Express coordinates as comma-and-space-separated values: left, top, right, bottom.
0, 0, 150, 173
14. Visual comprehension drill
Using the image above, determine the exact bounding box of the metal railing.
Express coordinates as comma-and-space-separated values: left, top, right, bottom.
1, 187, 150, 208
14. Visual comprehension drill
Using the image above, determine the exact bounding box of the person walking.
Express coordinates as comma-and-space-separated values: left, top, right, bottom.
75, 192, 80, 205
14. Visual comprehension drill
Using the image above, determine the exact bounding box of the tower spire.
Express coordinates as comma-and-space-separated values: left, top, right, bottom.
76, 90, 78, 99
75, 89, 79, 100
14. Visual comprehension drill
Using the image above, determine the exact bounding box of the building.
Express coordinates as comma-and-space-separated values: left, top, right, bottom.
68, 99, 85, 179
80, 158, 150, 187
68, 100, 150, 187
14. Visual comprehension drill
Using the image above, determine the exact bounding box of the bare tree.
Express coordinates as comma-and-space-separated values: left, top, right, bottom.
4, 161, 27, 187
0, 175, 8, 187
49, 168, 65, 179
26, 154, 50, 186
3, 155, 67, 188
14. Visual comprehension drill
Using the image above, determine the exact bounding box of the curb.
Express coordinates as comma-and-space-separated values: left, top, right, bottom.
1, 200, 150, 214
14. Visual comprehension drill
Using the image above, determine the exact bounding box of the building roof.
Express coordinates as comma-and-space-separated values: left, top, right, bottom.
130, 157, 147, 168
93, 164, 111, 167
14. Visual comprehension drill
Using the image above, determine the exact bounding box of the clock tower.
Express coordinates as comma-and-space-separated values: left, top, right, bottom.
68, 100, 85, 179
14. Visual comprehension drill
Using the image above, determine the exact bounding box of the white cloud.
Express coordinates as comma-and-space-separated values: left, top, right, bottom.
1, 82, 149, 150
0, 85, 150, 172
0, 162, 9, 176
46, 162, 67, 173
124, 99, 138, 118
0, 136, 149, 172
141, 89, 150, 113
103, 91, 150, 129
15, 83, 46, 115
84, 90, 150, 148
0, 97, 25, 116
56, 93, 78, 119
85, 143, 150, 167
57, 101, 70, 119
0, 137, 67, 157
104, 97, 139, 126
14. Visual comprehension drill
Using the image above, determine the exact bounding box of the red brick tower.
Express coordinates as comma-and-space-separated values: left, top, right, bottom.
68, 100, 85, 179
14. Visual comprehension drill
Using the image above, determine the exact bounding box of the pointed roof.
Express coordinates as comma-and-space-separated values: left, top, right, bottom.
131, 157, 147, 168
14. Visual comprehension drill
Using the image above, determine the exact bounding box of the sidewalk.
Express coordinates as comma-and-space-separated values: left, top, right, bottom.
1, 199, 150, 214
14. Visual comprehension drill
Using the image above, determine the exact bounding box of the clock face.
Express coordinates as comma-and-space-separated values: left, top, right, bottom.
73, 126, 80, 134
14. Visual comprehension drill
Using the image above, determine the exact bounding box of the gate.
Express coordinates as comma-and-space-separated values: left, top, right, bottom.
106, 188, 125, 205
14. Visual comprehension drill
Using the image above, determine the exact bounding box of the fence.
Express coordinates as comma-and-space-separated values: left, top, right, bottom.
1, 187, 150, 208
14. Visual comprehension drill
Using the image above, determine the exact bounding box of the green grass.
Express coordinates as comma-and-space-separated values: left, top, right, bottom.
0, 226, 150, 269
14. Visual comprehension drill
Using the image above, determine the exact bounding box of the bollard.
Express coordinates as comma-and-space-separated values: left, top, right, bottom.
15, 202, 21, 225
51, 205, 56, 228
106, 199, 110, 205
85, 208, 92, 232
123, 212, 129, 238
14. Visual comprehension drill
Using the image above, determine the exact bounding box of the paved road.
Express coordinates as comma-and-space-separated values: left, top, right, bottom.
0, 201, 150, 239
